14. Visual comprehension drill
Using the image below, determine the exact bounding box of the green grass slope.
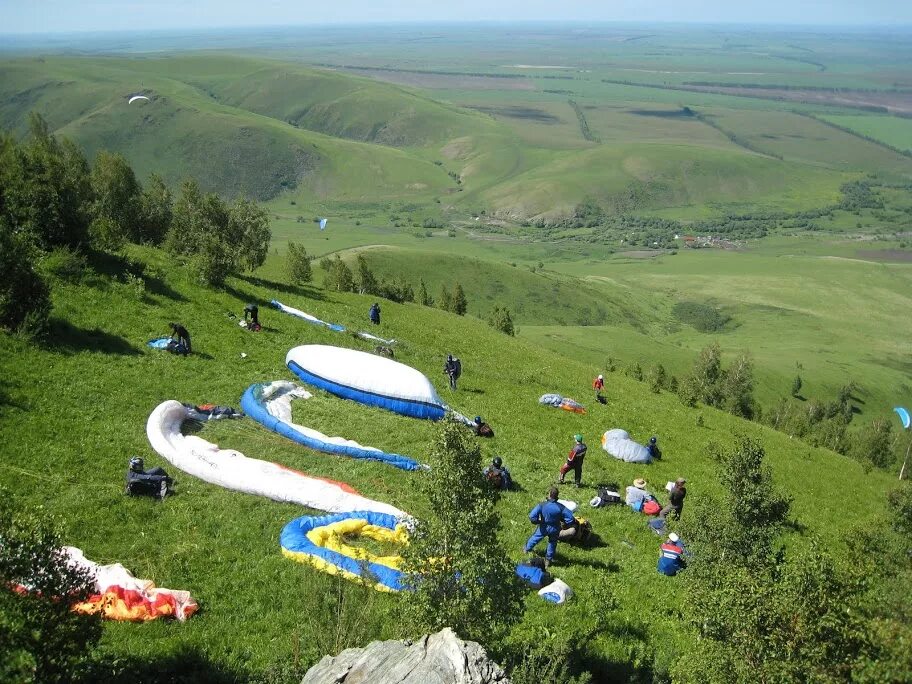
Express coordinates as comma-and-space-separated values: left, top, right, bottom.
0, 246, 897, 678
544, 243, 912, 419
479, 142, 851, 219
141, 55, 498, 148
0, 57, 458, 202
338, 246, 664, 327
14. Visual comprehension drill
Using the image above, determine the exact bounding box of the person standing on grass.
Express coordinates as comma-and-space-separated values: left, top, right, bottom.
660, 478, 687, 520
593, 374, 605, 403
558, 434, 587, 487
444, 354, 461, 390
168, 322, 191, 355
369, 302, 381, 325
524, 487, 575, 568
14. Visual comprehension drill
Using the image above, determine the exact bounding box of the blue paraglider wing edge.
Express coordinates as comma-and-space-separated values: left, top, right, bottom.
280, 511, 405, 591
286, 360, 446, 421
241, 384, 422, 470
895, 407, 911, 430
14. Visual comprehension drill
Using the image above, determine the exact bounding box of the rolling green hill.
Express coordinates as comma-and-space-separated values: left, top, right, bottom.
338, 246, 663, 327
0, 245, 898, 680
0, 53, 896, 221
478, 142, 851, 219
0, 56, 466, 201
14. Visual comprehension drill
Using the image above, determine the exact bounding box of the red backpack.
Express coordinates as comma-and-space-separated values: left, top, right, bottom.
643, 499, 661, 516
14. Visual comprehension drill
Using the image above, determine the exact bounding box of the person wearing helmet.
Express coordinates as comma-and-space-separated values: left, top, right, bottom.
593, 374, 606, 404
646, 435, 662, 461
483, 455, 512, 490
444, 354, 461, 390
657, 532, 687, 576
472, 415, 494, 438
558, 434, 587, 487
525, 487, 576, 568
125, 456, 173, 500
369, 302, 381, 325
243, 303, 261, 331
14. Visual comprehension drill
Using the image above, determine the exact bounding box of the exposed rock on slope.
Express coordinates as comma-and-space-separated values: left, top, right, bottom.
301, 627, 510, 684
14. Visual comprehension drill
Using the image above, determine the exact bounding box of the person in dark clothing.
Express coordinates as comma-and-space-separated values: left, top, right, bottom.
524, 487, 575, 568
660, 478, 687, 520
444, 354, 461, 390
243, 304, 260, 330
125, 457, 172, 500
647, 436, 662, 461
369, 302, 381, 325
473, 416, 494, 438
558, 434, 587, 487
168, 322, 191, 355
483, 456, 512, 490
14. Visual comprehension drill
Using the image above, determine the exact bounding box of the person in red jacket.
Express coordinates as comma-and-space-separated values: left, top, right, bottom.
558, 434, 587, 487
592, 374, 605, 403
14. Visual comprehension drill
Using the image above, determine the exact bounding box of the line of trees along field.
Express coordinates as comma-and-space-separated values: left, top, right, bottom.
0, 113, 271, 336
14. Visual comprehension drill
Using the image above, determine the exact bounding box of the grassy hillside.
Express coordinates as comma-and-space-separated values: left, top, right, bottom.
0, 245, 898, 679
0, 56, 461, 202
478, 142, 850, 219
544, 242, 912, 419
337, 246, 663, 327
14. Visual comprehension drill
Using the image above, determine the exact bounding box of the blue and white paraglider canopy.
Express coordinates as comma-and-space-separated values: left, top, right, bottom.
319, 218, 328, 230
895, 407, 911, 430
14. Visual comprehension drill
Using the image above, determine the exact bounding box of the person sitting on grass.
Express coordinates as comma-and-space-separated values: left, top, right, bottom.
524, 487, 576, 569
657, 532, 687, 576
473, 415, 495, 438
125, 457, 173, 500
483, 456, 512, 490
647, 436, 662, 461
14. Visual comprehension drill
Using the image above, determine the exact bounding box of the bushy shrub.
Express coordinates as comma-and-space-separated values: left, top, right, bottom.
0, 489, 102, 682
0, 225, 51, 336
286, 242, 312, 284
487, 306, 515, 336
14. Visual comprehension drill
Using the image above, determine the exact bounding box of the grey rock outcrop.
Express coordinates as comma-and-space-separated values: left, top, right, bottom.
301, 627, 510, 684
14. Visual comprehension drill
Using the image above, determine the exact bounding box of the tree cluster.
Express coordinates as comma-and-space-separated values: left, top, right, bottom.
678, 343, 755, 419
674, 437, 879, 683
0, 113, 272, 333
164, 179, 270, 287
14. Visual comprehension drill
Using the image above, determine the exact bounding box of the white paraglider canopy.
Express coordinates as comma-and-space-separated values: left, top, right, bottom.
128, 95, 150, 104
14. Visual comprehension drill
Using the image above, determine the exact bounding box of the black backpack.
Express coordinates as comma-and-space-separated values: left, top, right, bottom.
597, 487, 623, 506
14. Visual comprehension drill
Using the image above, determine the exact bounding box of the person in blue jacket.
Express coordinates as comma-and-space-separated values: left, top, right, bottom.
369, 302, 381, 325
657, 532, 687, 576
524, 487, 576, 568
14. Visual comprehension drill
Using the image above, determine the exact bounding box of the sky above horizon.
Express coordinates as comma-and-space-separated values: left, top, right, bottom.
2, 0, 911, 34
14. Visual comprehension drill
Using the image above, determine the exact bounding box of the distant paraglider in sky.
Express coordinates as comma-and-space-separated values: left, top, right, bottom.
128, 95, 150, 104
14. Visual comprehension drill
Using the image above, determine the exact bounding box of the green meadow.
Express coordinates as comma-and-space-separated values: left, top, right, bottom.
0, 245, 898, 679
3, 22, 912, 681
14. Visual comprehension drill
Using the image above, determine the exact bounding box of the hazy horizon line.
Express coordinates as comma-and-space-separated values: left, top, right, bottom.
4, 19, 912, 39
